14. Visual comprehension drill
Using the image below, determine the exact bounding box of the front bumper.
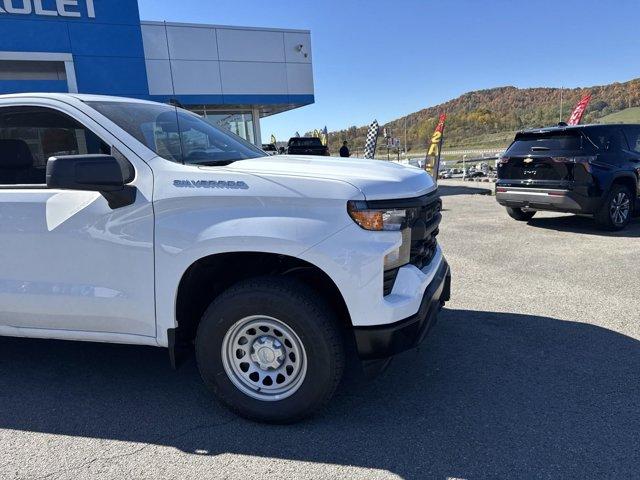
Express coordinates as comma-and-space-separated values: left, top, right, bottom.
353, 259, 451, 360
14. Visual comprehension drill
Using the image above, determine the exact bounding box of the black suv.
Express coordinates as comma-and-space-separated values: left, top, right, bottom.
496, 124, 640, 230
286, 137, 330, 156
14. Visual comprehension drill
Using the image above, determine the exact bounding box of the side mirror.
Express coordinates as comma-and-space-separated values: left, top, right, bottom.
46, 154, 136, 209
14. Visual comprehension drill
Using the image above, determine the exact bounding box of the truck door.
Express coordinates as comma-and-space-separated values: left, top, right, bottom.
0, 102, 156, 339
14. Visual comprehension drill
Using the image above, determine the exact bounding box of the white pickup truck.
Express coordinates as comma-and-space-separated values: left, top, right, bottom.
0, 94, 450, 423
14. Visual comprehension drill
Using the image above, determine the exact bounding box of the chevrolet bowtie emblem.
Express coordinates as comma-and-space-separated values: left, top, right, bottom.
523, 158, 534, 164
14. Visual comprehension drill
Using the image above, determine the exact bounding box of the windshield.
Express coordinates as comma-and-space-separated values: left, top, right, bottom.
87, 101, 266, 165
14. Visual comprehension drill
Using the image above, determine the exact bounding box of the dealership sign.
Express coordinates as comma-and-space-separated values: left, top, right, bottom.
0, 0, 96, 18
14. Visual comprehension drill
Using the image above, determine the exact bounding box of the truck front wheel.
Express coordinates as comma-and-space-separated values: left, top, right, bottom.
195, 277, 345, 423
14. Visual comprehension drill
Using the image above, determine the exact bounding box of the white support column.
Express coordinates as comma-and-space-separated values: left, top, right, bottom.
252, 108, 262, 147
64, 61, 78, 93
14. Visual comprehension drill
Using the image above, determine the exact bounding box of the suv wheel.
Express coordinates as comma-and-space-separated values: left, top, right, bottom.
595, 184, 632, 231
506, 207, 536, 222
196, 277, 345, 424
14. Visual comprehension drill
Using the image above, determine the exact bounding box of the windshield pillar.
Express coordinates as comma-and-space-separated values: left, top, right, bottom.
252, 108, 262, 147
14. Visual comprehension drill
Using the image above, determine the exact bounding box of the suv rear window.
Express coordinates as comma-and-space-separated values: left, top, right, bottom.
507, 131, 584, 155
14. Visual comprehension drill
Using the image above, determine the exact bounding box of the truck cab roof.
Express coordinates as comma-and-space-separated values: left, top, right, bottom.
0, 92, 162, 106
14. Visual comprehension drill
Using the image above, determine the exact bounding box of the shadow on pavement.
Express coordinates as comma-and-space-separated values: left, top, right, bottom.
438, 184, 493, 197
526, 214, 640, 238
1, 309, 638, 478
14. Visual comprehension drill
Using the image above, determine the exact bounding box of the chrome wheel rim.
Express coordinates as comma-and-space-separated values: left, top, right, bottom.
221, 316, 307, 402
610, 192, 630, 226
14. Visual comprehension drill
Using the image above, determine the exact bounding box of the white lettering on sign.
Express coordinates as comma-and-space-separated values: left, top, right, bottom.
4, 0, 32, 14
57, 0, 80, 17
34, 0, 57, 16
0, 0, 95, 18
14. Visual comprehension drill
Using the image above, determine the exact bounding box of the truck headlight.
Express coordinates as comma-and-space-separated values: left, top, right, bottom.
384, 228, 412, 270
347, 201, 408, 231
348, 201, 416, 270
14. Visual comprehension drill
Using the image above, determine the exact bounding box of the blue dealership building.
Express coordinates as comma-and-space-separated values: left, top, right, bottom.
0, 0, 315, 144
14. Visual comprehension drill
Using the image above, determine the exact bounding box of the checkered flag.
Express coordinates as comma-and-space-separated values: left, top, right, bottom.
363, 120, 379, 159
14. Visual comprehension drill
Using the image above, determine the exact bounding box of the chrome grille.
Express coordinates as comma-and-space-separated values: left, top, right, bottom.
408, 197, 441, 270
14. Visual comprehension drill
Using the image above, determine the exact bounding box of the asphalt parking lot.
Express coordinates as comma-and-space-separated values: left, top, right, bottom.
1, 186, 638, 480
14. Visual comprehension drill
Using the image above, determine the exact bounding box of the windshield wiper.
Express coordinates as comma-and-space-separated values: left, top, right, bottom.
192, 160, 236, 166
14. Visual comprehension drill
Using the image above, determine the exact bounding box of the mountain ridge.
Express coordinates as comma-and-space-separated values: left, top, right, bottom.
325, 78, 640, 154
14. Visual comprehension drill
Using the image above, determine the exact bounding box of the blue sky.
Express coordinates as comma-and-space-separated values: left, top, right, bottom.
139, 0, 640, 141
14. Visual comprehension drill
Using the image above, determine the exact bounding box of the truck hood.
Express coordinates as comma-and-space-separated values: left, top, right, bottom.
222, 155, 435, 200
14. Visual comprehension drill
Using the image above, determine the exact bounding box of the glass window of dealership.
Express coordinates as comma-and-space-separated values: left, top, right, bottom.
0, 0, 315, 145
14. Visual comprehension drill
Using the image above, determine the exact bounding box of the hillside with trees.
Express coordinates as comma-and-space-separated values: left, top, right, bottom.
326, 78, 640, 155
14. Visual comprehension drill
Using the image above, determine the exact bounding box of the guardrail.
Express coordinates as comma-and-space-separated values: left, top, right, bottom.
441, 148, 505, 156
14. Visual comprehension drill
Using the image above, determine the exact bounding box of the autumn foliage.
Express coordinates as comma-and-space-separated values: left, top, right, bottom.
327, 78, 640, 152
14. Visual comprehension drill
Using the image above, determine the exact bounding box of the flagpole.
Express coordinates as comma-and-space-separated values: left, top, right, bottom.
436, 121, 445, 180
404, 117, 407, 157
325, 127, 329, 154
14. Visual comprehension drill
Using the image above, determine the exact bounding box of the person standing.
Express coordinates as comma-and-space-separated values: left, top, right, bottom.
339, 141, 351, 158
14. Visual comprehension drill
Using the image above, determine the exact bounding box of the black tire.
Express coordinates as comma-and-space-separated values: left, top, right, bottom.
595, 184, 633, 231
506, 207, 536, 222
195, 276, 345, 424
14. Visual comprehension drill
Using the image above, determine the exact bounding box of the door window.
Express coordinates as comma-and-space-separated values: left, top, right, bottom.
586, 127, 628, 152
623, 126, 640, 154
0, 106, 110, 185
